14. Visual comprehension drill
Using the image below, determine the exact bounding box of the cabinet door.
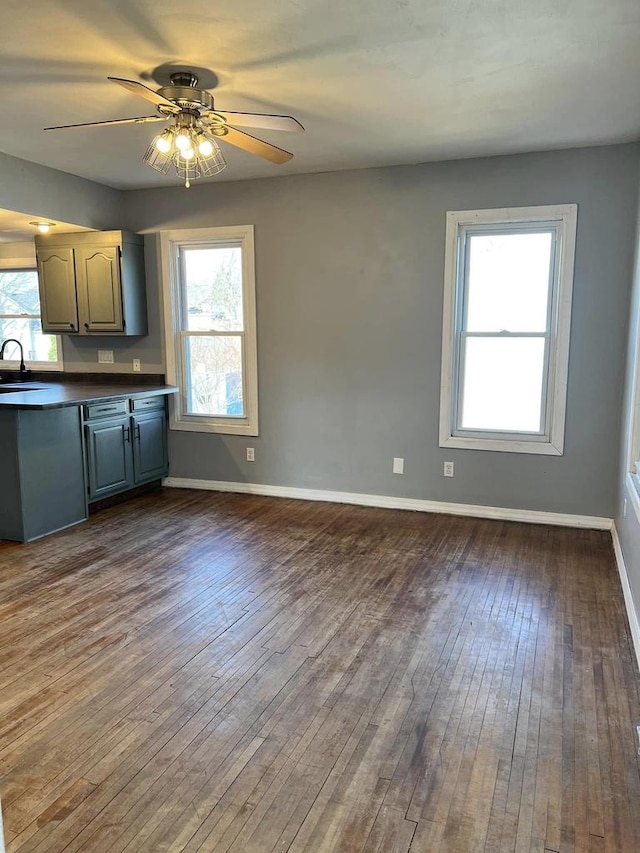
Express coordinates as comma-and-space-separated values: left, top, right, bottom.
76, 246, 124, 333
36, 247, 79, 333
85, 417, 134, 501
132, 411, 168, 484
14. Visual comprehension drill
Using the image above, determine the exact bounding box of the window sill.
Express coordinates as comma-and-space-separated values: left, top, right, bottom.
0, 363, 64, 373
169, 415, 258, 437
440, 434, 563, 455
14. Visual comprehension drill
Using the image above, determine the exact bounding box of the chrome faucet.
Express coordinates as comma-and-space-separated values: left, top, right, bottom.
0, 338, 31, 379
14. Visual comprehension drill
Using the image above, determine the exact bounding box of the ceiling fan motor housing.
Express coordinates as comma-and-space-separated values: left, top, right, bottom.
158, 72, 214, 113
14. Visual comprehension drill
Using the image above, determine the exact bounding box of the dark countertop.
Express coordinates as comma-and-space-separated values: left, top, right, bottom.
0, 381, 178, 410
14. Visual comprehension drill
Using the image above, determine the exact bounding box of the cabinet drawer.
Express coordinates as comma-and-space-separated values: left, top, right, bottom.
131, 396, 166, 412
85, 400, 129, 420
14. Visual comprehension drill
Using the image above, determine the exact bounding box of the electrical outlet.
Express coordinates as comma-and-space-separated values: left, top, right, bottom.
444, 461, 454, 478
246, 447, 255, 462
132, 358, 141, 372
392, 457, 404, 474
97, 350, 114, 364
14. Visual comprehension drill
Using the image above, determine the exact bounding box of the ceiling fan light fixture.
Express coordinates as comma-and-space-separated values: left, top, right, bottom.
194, 133, 227, 179
174, 129, 192, 151
174, 152, 201, 189
144, 122, 226, 187
196, 133, 214, 157
154, 129, 174, 154
143, 137, 174, 174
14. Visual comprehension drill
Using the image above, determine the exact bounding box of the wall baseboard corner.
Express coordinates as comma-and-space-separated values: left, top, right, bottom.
611, 523, 640, 671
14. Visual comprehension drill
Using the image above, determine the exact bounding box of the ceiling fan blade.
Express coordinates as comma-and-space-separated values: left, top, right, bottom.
108, 77, 180, 112
44, 115, 167, 131
206, 110, 304, 133
218, 126, 293, 164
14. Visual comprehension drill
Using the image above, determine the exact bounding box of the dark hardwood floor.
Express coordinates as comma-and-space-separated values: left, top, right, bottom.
1, 489, 639, 852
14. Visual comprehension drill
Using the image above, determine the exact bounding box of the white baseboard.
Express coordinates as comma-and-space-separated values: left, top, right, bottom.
162, 477, 612, 530
611, 523, 640, 670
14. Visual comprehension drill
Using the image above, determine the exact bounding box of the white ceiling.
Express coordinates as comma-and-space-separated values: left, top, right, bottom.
0, 0, 639, 192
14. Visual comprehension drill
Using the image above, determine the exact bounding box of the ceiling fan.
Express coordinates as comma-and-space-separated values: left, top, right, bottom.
44, 72, 304, 186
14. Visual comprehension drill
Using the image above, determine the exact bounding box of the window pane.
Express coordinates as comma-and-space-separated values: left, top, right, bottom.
466, 232, 553, 333
184, 335, 244, 417
459, 336, 546, 432
183, 247, 244, 332
0, 318, 58, 363
0, 270, 41, 314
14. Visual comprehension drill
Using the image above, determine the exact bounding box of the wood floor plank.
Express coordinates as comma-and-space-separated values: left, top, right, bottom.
0, 490, 639, 852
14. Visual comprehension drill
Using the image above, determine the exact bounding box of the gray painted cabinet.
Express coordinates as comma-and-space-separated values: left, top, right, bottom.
85, 415, 134, 500
36, 246, 79, 332
0, 407, 87, 542
132, 410, 168, 483
35, 230, 148, 336
84, 396, 168, 502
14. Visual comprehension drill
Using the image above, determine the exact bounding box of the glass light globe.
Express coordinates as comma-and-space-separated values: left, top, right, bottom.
198, 138, 214, 157
175, 130, 191, 151
155, 133, 172, 154
182, 147, 195, 160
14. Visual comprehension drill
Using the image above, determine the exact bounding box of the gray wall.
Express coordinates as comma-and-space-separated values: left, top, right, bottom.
41, 144, 630, 516
615, 174, 640, 635
117, 144, 639, 516
0, 151, 122, 230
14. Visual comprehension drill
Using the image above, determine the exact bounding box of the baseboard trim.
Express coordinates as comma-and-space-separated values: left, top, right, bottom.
611, 523, 640, 670
163, 477, 612, 530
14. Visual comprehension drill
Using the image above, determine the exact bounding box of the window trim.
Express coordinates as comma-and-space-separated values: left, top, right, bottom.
624, 278, 640, 521
439, 204, 577, 455
159, 225, 258, 436
0, 258, 63, 371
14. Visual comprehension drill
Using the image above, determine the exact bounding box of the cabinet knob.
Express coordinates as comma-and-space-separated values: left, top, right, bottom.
69, 323, 75, 330
84, 323, 89, 329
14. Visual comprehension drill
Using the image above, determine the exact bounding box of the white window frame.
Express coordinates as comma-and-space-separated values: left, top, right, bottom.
624, 286, 640, 523
439, 204, 577, 455
160, 225, 258, 436
0, 257, 63, 371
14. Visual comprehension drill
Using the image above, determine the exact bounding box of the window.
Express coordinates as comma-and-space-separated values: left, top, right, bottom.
0, 266, 62, 370
160, 225, 258, 435
439, 204, 577, 455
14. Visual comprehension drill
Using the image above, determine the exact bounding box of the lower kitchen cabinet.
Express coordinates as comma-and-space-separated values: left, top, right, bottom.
0, 407, 87, 542
84, 395, 169, 502
132, 410, 168, 483
0, 386, 174, 543
85, 415, 134, 500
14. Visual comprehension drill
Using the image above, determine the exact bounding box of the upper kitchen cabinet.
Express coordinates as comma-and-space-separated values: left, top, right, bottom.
35, 230, 148, 336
